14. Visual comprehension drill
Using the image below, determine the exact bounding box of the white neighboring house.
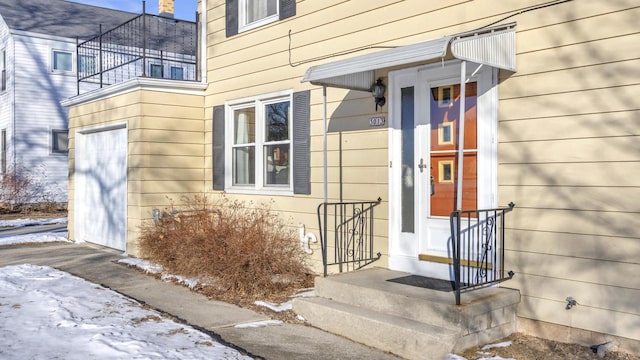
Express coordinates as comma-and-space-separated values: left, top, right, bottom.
0, 0, 136, 202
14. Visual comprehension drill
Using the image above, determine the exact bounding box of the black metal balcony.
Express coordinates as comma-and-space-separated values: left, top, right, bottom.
76, 11, 198, 94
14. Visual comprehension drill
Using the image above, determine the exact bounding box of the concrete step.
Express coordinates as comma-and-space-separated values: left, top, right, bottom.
315, 267, 520, 330
294, 296, 460, 360
315, 268, 461, 330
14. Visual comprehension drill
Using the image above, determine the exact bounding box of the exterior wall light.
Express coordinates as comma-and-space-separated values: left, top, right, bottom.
371, 78, 386, 111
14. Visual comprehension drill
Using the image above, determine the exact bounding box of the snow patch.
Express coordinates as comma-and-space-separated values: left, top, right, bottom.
0, 264, 251, 359
481, 341, 513, 350
444, 354, 468, 360
0, 231, 69, 246
234, 320, 284, 329
254, 300, 292, 312
117, 257, 163, 274
0, 217, 67, 228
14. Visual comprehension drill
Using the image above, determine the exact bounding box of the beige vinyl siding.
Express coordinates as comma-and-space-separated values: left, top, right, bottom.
203, 0, 639, 344
68, 88, 204, 254
494, 0, 640, 344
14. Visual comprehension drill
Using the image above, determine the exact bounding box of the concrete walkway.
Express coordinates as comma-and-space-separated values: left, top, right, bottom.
0, 242, 401, 360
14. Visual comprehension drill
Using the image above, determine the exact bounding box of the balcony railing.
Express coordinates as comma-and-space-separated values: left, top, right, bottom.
450, 203, 516, 305
317, 198, 382, 277
77, 11, 198, 94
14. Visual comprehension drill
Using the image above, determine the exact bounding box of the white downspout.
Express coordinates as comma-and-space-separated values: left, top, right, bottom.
322, 85, 328, 204
456, 60, 466, 211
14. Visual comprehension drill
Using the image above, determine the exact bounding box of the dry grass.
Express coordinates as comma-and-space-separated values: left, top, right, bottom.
458, 333, 640, 360
138, 194, 314, 304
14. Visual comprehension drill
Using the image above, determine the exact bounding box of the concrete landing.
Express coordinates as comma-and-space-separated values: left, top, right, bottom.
293, 267, 521, 360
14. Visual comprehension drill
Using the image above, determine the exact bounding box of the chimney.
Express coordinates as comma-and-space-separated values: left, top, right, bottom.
159, 0, 174, 18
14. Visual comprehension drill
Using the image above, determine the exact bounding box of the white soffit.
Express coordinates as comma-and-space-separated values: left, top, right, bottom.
302, 23, 516, 91
302, 36, 452, 91
451, 27, 516, 72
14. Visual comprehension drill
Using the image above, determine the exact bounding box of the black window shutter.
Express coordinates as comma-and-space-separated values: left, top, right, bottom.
212, 105, 226, 190
279, 0, 296, 20
226, 0, 239, 37
292, 90, 310, 195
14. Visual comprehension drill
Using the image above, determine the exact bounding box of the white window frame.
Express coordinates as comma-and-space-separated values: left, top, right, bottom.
51, 49, 74, 73
225, 89, 293, 195
239, 0, 279, 33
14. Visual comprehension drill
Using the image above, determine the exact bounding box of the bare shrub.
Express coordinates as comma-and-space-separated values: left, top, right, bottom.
0, 164, 64, 213
0, 165, 43, 211
138, 194, 313, 300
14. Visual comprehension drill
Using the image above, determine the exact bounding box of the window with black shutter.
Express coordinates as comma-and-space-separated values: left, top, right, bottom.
212, 90, 310, 195
226, 0, 296, 37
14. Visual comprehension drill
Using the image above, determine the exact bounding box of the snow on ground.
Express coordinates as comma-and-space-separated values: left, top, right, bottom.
118, 257, 200, 289
0, 230, 518, 360
482, 341, 513, 350
119, 258, 308, 314
445, 355, 516, 360
0, 217, 69, 246
0, 217, 67, 228
234, 320, 284, 329
0, 264, 252, 360
0, 231, 69, 246
444, 339, 516, 360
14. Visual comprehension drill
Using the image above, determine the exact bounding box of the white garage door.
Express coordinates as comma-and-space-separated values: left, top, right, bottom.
74, 125, 127, 251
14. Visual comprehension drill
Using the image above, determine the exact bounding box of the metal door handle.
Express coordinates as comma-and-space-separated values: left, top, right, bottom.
418, 158, 427, 173
430, 176, 435, 196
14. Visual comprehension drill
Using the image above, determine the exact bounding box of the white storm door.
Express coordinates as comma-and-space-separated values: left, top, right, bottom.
75, 125, 127, 251
389, 62, 497, 280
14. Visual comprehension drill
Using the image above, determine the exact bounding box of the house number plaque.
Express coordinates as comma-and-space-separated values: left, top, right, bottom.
369, 116, 386, 127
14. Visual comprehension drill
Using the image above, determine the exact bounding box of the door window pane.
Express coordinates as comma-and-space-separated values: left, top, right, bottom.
401, 87, 414, 233
430, 83, 478, 216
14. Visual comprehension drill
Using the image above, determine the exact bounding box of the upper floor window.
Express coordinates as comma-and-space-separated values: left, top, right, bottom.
51, 129, 69, 154
1, 49, 6, 91
242, 0, 278, 30
52, 50, 73, 72
226, 0, 296, 37
79, 55, 96, 75
1, 129, 6, 174
170, 66, 184, 80
150, 64, 163, 78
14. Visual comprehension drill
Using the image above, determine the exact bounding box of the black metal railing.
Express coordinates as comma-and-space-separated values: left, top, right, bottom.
450, 203, 515, 305
77, 11, 198, 94
317, 198, 382, 277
